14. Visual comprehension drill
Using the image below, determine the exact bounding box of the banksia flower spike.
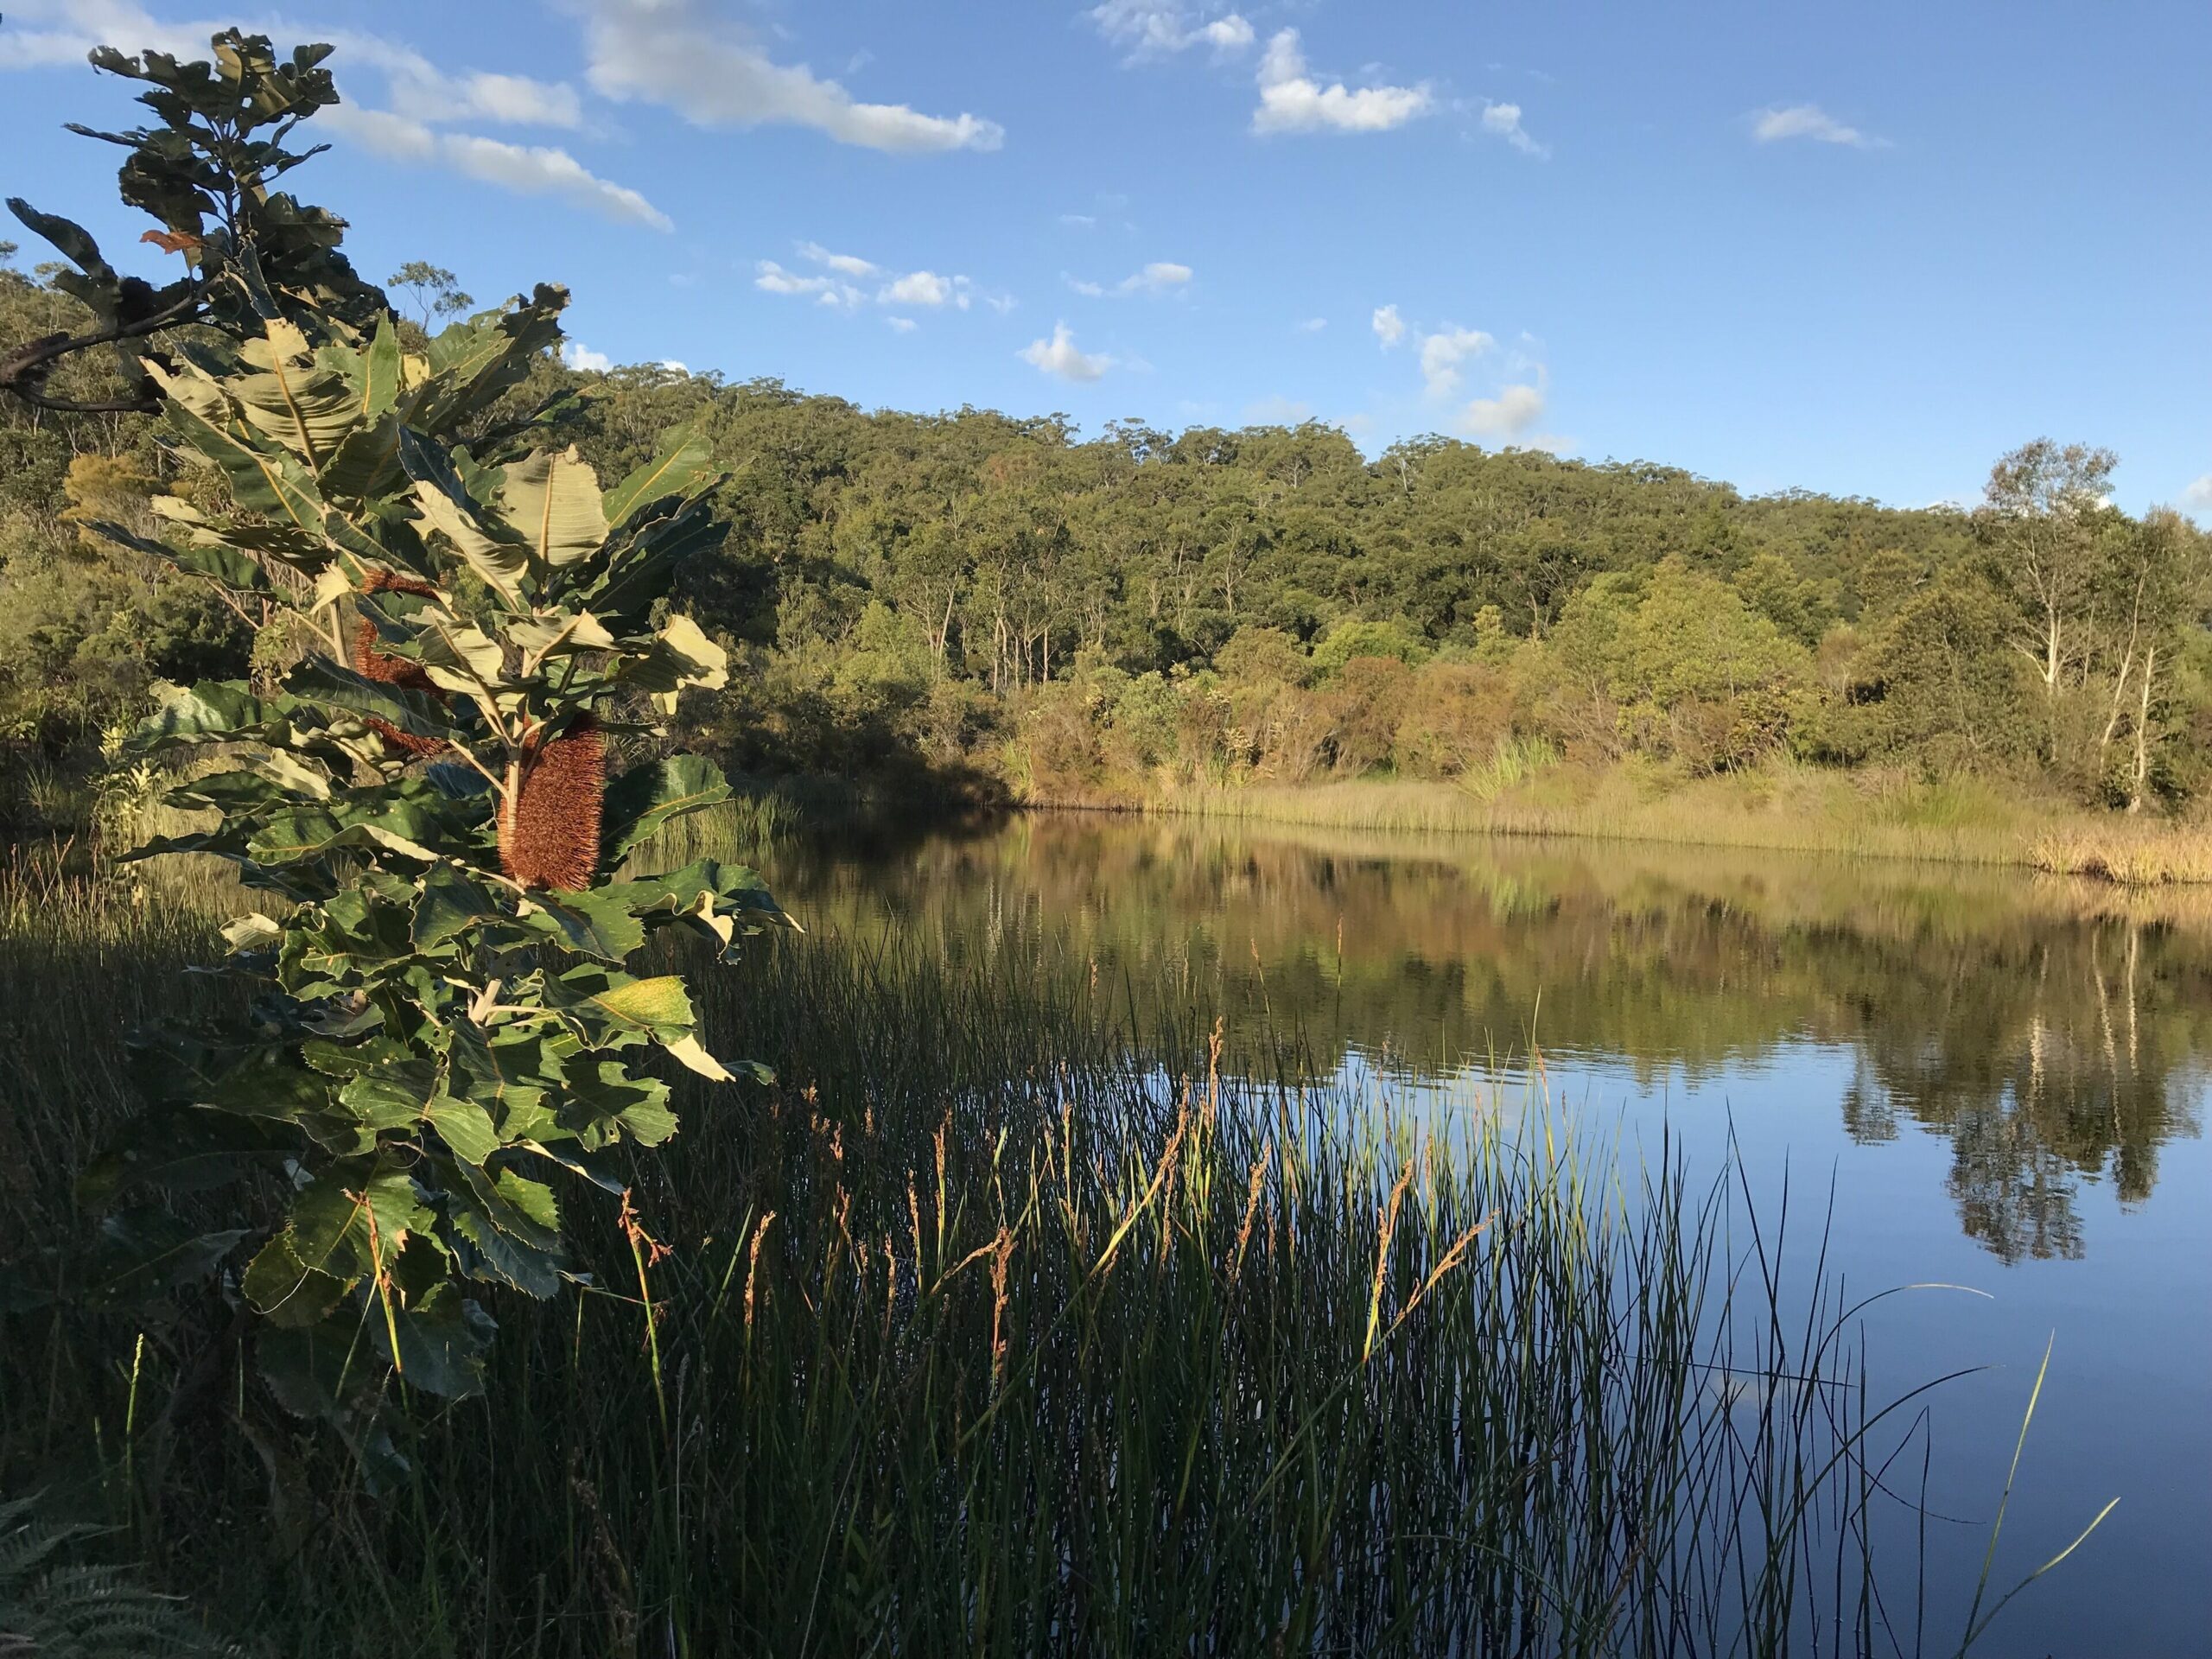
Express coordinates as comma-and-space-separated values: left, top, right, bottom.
499, 715, 606, 891
352, 569, 447, 755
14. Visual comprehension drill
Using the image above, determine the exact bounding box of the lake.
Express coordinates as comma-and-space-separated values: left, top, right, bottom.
766, 812, 2212, 1657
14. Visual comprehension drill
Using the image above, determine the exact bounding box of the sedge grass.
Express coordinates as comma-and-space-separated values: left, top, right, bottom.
1135, 761, 2212, 883
0, 868, 2094, 1656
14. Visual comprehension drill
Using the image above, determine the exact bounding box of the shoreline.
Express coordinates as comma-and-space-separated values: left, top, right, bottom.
1014, 770, 2212, 887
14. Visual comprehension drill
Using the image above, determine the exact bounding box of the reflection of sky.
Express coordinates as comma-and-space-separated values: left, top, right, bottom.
1311, 1037, 2212, 1658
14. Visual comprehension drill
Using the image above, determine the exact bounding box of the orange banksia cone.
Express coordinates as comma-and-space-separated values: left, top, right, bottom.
499, 717, 605, 891
352, 569, 446, 754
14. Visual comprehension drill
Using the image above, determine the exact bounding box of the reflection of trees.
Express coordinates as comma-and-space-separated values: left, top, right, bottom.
774, 819, 2210, 1261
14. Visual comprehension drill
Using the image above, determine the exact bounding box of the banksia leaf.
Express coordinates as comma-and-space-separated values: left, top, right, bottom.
500, 717, 605, 891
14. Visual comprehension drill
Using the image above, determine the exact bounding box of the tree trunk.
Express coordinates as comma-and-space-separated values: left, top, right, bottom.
2129, 644, 2156, 813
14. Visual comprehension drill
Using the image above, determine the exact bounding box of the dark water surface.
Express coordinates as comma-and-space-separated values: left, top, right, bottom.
768, 813, 2212, 1657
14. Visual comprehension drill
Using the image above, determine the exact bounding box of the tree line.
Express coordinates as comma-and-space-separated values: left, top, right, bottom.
5, 247, 2209, 823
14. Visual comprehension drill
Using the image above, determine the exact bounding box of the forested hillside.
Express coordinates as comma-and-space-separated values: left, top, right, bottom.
5, 251, 2209, 825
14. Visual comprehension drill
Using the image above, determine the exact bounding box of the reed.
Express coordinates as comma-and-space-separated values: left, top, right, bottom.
1145, 762, 2212, 880
0, 868, 2079, 1656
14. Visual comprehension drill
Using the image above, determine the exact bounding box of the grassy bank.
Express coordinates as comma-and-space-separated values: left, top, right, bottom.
1094, 760, 2212, 885
0, 862, 2046, 1656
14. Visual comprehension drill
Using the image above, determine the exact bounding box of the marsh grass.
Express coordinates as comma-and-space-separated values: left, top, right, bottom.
1146, 760, 2212, 881
0, 864, 2085, 1656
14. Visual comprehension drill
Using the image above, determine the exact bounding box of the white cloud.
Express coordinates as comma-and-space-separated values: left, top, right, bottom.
761, 248, 1000, 316
1459, 381, 1545, 440
1752, 104, 1885, 149
1068, 260, 1193, 298
321, 105, 672, 229
1479, 100, 1548, 158
0, 2, 209, 69
1295, 316, 1327, 333
1254, 29, 1431, 135
1059, 213, 1098, 229
1372, 304, 1406, 347
563, 341, 613, 372
1418, 326, 1494, 397
1244, 395, 1313, 424
2182, 476, 2212, 514
880, 269, 968, 308
1090, 3, 1255, 60
327, 32, 583, 130
583, 0, 1002, 154
659, 359, 689, 374
754, 258, 864, 308
2, 6, 585, 132
1020, 322, 1113, 381
448, 71, 583, 128
798, 241, 879, 277
886, 316, 918, 334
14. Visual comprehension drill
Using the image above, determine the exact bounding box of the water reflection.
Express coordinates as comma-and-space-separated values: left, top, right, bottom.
774, 815, 2211, 1262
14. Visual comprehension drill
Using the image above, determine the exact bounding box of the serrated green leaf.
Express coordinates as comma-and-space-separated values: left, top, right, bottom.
601, 756, 732, 863
423, 1094, 499, 1166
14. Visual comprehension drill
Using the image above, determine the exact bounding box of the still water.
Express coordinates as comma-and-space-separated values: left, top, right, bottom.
769, 813, 2212, 1657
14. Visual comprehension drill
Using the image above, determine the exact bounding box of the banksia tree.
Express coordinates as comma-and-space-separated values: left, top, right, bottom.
46, 35, 786, 1461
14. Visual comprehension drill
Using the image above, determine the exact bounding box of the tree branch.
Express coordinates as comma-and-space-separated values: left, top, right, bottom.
0, 278, 210, 413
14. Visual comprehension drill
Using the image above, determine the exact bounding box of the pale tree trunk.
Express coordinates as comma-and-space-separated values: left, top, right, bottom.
2128, 644, 2156, 814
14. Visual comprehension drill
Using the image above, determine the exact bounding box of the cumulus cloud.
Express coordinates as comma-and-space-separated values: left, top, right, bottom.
562, 341, 614, 372
1090, 3, 1255, 60
1479, 100, 1548, 158
582, 0, 1002, 153
2183, 476, 2212, 514
1253, 29, 1430, 135
1459, 381, 1545, 440
1752, 104, 1885, 149
759, 244, 1001, 316
880, 269, 969, 307
886, 316, 918, 334
1244, 395, 1314, 424
321, 105, 672, 229
1372, 304, 1406, 347
1020, 322, 1113, 381
1418, 326, 1494, 397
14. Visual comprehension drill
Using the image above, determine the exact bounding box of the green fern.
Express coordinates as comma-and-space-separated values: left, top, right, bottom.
0, 1497, 234, 1658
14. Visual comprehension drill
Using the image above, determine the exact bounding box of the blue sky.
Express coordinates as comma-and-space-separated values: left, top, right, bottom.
3, 0, 2207, 515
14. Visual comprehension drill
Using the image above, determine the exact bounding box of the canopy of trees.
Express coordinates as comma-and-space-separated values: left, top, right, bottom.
6, 250, 2209, 823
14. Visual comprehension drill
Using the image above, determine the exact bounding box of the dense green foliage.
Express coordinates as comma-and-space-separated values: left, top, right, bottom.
13, 270, 2211, 829
2, 36, 786, 1462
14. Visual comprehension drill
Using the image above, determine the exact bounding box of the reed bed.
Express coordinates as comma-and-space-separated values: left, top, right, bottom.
2026, 824, 2212, 887
1143, 764, 2212, 881
0, 868, 2043, 1656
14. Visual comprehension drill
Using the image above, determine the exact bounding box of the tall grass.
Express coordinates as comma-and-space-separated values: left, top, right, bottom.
0, 869, 2066, 1656
1147, 760, 2212, 880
